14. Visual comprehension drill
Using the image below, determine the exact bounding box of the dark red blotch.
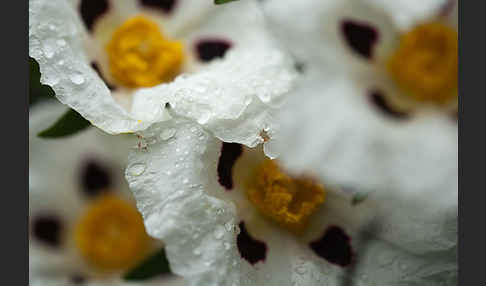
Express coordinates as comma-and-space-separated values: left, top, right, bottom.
80, 160, 112, 197
309, 226, 353, 267
195, 39, 232, 62
140, 0, 177, 14
341, 20, 379, 59
80, 0, 109, 32
32, 215, 62, 247
370, 90, 410, 119
217, 143, 242, 190
237, 222, 267, 265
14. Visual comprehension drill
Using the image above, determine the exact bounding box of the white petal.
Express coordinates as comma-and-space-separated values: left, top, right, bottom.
268, 72, 457, 198
262, 0, 397, 73
131, 46, 296, 149
293, 184, 456, 285
30, 272, 187, 286
180, 0, 275, 70
126, 120, 245, 286
127, 118, 456, 285
126, 122, 307, 286
29, 0, 150, 134
362, 0, 448, 29
29, 101, 138, 276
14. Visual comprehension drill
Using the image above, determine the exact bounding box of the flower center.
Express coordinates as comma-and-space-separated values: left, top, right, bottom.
386, 22, 457, 104
246, 159, 326, 233
106, 16, 184, 88
74, 194, 150, 271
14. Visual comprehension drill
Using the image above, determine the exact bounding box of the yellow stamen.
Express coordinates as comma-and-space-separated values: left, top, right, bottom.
387, 22, 457, 104
74, 194, 150, 271
106, 16, 184, 88
246, 159, 325, 233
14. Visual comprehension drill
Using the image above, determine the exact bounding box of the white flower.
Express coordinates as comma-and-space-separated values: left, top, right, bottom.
29, 0, 295, 137
29, 101, 187, 286
126, 114, 456, 286
260, 0, 458, 195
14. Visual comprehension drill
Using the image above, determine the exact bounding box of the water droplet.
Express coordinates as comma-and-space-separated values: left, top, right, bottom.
295, 265, 307, 275
43, 45, 55, 58
216, 208, 225, 215
183, 178, 189, 184
56, 39, 66, 47
214, 226, 225, 239
224, 242, 231, 250
377, 252, 395, 267
127, 163, 146, 176
193, 248, 201, 256
197, 113, 210, 124
159, 128, 176, 140
70, 74, 84, 85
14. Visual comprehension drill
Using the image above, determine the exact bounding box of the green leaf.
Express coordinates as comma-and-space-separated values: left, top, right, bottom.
30, 57, 56, 106
38, 108, 91, 138
123, 248, 171, 281
214, 0, 239, 5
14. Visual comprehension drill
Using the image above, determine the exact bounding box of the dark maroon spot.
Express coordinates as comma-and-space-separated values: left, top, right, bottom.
237, 222, 267, 265
294, 61, 306, 74
217, 143, 242, 190
80, 0, 109, 32
370, 90, 410, 119
140, 0, 177, 13
310, 226, 353, 267
195, 39, 232, 62
71, 275, 86, 284
440, 0, 456, 17
32, 215, 62, 247
341, 20, 379, 59
91, 62, 116, 91
80, 160, 112, 197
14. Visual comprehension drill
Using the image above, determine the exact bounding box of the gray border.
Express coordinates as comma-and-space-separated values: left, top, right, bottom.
459, 0, 483, 285
2, 0, 28, 284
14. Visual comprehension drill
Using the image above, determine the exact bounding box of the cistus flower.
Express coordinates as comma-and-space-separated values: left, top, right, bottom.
260, 0, 458, 196
125, 115, 456, 285
29, 0, 294, 136
29, 101, 186, 286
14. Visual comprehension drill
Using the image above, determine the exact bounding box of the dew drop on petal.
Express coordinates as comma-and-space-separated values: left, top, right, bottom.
159, 128, 176, 140
127, 163, 146, 176
295, 265, 307, 275
197, 113, 211, 125
56, 39, 66, 47
214, 226, 225, 239
70, 74, 85, 85
224, 222, 233, 232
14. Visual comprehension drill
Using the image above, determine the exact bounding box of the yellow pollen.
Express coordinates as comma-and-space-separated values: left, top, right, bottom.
74, 194, 150, 271
106, 16, 184, 88
386, 22, 457, 104
246, 159, 326, 233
